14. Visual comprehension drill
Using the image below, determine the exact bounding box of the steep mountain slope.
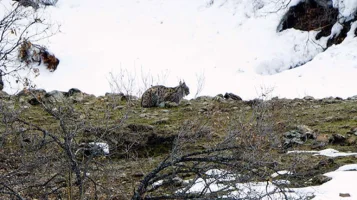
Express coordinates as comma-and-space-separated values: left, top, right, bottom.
1, 0, 357, 99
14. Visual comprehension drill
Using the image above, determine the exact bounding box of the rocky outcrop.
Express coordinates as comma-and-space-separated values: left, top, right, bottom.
283, 125, 316, 148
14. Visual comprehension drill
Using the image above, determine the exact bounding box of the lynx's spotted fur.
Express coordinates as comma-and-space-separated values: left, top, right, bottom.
141, 82, 190, 108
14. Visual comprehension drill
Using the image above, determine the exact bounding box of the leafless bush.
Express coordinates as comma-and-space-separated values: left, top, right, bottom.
0, 2, 59, 91
132, 90, 308, 199
13, 0, 58, 9
108, 68, 170, 100
0, 88, 132, 199
194, 71, 206, 98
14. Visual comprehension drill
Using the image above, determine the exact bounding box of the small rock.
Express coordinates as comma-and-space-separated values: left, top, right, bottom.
199, 108, 208, 113
158, 102, 165, 108
311, 142, 327, 149
65, 88, 81, 97
316, 134, 330, 143
184, 107, 193, 111
152, 118, 169, 125
127, 124, 154, 132
346, 137, 357, 145
139, 114, 147, 118
195, 96, 213, 101
329, 134, 346, 144
17, 89, 46, 97
28, 98, 41, 106
0, 91, 9, 98
347, 95, 357, 100
312, 105, 321, 109
161, 109, 169, 113
114, 105, 125, 110
132, 172, 144, 178
339, 193, 351, 197
321, 97, 339, 104
224, 92, 242, 101
45, 90, 65, 102
303, 96, 315, 101
348, 127, 357, 136
244, 106, 251, 110
179, 99, 191, 106
311, 175, 332, 185
213, 94, 224, 102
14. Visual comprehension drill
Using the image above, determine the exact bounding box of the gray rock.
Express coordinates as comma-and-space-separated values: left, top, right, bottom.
45, 90, 65, 102
329, 134, 346, 144
28, 97, 41, 106
139, 114, 147, 118
311, 174, 332, 185
17, 89, 46, 97
64, 88, 81, 97
312, 0, 333, 9
152, 118, 169, 125
69, 92, 84, 103
321, 97, 341, 104
283, 126, 316, 148
339, 193, 351, 197
303, 96, 315, 101
0, 91, 9, 98
164, 101, 178, 108
224, 92, 242, 101
347, 95, 357, 100
195, 96, 213, 101
349, 127, 357, 136
127, 124, 154, 132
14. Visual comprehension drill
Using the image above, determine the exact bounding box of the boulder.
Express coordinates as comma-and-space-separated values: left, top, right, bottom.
127, 124, 154, 132
64, 88, 81, 97
76, 142, 110, 157
347, 127, 357, 136
311, 174, 332, 185
28, 98, 41, 106
0, 91, 9, 98
17, 89, 46, 97
329, 134, 347, 145
45, 90, 65, 102
303, 96, 315, 101
347, 95, 357, 100
283, 125, 315, 148
224, 92, 242, 101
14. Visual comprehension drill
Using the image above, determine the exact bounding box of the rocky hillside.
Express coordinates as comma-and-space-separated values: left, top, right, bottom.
1, 89, 357, 199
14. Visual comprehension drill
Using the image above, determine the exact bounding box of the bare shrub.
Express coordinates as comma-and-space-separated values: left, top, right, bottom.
132, 90, 310, 199
0, 2, 59, 91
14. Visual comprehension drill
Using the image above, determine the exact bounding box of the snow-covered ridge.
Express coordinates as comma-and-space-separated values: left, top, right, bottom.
1, 0, 357, 100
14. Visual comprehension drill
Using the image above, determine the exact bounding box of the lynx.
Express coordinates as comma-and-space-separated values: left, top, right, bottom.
141, 81, 190, 108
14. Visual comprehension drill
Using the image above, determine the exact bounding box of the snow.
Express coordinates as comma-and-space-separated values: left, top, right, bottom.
183, 149, 357, 199
333, 0, 357, 21
186, 163, 357, 199
271, 170, 293, 178
89, 142, 110, 155
292, 163, 357, 200
287, 148, 357, 157
1, 0, 357, 100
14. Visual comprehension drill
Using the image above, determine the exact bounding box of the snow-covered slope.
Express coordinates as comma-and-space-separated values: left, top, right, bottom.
3, 0, 357, 99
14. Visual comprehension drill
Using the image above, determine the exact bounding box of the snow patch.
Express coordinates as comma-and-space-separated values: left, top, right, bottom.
287, 148, 357, 157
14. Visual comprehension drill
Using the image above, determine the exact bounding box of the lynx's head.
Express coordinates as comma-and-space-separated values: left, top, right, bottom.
179, 81, 190, 96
